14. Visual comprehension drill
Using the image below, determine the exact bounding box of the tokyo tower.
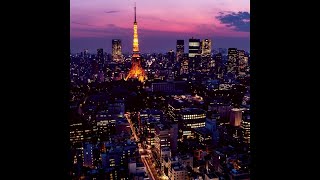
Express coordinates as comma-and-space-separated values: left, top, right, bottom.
125, 3, 147, 82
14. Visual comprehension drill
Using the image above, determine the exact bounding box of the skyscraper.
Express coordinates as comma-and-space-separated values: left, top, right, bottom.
230, 108, 242, 126
201, 39, 212, 57
112, 39, 122, 62
227, 48, 238, 73
176, 40, 184, 61
238, 50, 245, 61
237, 49, 246, 71
241, 114, 250, 144
180, 59, 189, 75
84, 49, 88, 58
97, 48, 104, 66
167, 49, 175, 62
126, 3, 147, 82
214, 53, 222, 67
188, 38, 200, 58
179, 108, 206, 140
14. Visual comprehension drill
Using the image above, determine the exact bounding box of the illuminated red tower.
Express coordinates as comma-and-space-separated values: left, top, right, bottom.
125, 3, 147, 82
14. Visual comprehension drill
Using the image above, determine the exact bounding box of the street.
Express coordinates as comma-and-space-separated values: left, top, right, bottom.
125, 112, 161, 180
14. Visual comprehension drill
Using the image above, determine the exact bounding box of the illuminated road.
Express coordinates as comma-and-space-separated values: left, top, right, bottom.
142, 156, 159, 180
125, 113, 140, 142
125, 112, 158, 180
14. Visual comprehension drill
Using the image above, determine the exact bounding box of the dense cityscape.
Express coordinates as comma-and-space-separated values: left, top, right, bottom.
69, 3, 250, 180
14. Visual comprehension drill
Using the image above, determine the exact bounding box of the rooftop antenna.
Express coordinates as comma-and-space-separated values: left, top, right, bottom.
134, 2, 137, 23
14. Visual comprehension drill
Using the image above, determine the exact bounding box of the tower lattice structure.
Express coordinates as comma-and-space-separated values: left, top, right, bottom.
126, 3, 147, 82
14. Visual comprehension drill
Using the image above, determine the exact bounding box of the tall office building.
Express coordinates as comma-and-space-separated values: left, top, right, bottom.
244, 54, 249, 67
96, 115, 116, 141
84, 49, 89, 58
176, 40, 184, 61
179, 108, 206, 140
227, 48, 238, 73
214, 53, 223, 71
238, 50, 245, 62
241, 113, 250, 144
201, 39, 212, 57
188, 38, 200, 58
69, 119, 84, 144
180, 59, 189, 75
237, 49, 246, 70
155, 122, 178, 153
97, 48, 104, 66
112, 39, 122, 62
230, 108, 242, 127
91, 59, 99, 75
83, 142, 94, 167
167, 49, 175, 63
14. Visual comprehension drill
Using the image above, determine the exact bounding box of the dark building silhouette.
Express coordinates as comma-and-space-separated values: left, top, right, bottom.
167, 49, 175, 63
97, 48, 104, 67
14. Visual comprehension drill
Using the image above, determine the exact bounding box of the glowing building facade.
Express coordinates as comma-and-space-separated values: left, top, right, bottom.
179, 108, 206, 140
227, 48, 238, 73
201, 39, 212, 57
126, 4, 147, 82
241, 114, 250, 144
112, 39, 122, 62
188, 38, 201, 58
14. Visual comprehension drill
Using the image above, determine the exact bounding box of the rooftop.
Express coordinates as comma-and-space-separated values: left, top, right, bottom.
194, 127, 212, 136
136, 162, 145, 167
181, 108, 206, 115
140, 109, 163, 115
179, 154, 192, 160
207, 173, 219, 179
161, 147, 171, 151
155, 122, 172, 131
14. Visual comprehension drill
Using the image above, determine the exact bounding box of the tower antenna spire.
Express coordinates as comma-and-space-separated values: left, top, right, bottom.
134, 2, 136, 23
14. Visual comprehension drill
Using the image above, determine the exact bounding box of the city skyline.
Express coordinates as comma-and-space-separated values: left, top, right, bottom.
69, 1, 251, 178
71, 0, 250, 53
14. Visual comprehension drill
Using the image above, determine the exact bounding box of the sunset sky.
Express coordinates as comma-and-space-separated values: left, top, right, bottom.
71, 0, 250, 53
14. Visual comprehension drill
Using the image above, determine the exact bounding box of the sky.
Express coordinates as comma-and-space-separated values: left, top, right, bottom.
70, 0, 250, 53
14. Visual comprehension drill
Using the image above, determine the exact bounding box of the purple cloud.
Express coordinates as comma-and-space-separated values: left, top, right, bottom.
216, 11, 250, 32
